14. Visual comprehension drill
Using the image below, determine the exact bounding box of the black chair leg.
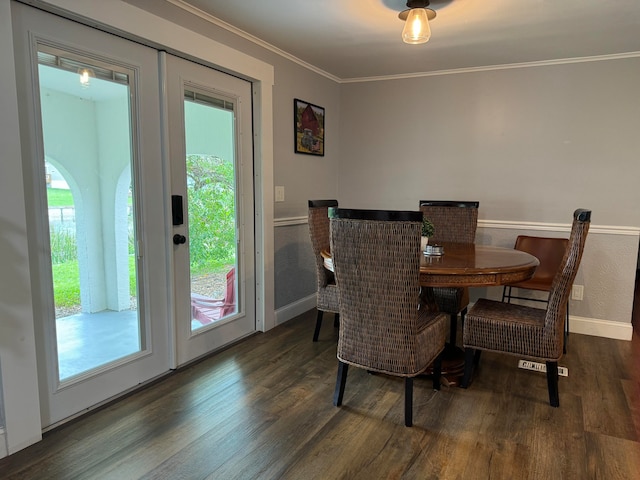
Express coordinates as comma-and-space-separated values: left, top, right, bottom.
333, 361, 348, 406
474, 349, 482, 365
449, 314, 457, 346
313, 310, 324, 342
334, 313, 340, 328
460, 307, 467, 338
461, 348, 476, 388
546, 361, 560, 407
405, 377, 413, 427
432, 352, 442, 391
563, 303, 569, 353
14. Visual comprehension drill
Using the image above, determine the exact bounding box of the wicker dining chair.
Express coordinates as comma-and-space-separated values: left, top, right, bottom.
308, 199, 340, 341
329, 207, 448, 427
461, 209, 591, 407
502, 235, 571, 352
419, 200, 479, 345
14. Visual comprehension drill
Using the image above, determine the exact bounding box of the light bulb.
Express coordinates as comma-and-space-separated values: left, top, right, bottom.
402, 8, 431, 44
78, 68, 94, 87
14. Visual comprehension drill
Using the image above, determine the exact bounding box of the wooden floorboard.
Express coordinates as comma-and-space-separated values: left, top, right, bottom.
1, 309, 638, 479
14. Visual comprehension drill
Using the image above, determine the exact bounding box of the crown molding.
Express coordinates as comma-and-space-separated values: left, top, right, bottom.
342, 51, 640, 83
166, 0, 341, 83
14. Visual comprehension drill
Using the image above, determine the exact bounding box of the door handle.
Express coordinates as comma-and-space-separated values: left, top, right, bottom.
173, 234, 186, 245
171, 195, 184, 225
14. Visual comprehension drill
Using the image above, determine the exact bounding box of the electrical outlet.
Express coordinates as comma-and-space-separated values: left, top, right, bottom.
572, 284, 584, 301
275, 186, 285, 202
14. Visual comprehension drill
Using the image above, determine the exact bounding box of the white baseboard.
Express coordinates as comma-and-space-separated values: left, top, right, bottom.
0, 428, 7, 459
275, 294, 316, 326
273, 298, 634, 341
569, 315, 634, 341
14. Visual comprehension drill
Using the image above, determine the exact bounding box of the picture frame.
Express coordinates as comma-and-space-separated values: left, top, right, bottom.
294, 98, 325, 156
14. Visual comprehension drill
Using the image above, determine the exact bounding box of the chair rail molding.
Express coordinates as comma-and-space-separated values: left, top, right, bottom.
274, 216, 308, 227
479, 219, 640, 236
277, 217, 640, 236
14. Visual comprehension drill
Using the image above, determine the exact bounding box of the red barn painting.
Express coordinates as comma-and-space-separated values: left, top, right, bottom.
300, 104, 320, 136
294, 99, 325, 156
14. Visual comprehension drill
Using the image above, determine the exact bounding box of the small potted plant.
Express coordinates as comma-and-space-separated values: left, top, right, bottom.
421, 217, 435, 251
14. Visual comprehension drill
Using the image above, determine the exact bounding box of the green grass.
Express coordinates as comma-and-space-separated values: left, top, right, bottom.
52, 260, 81, 307
52, 255, 138, 308
47, 188, 74, 207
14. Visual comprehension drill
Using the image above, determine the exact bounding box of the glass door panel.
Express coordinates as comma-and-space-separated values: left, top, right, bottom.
38, 53, 142, 381
185, 95, 238, 331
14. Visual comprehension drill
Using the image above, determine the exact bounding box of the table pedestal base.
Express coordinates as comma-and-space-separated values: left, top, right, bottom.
423, 344, 465, 387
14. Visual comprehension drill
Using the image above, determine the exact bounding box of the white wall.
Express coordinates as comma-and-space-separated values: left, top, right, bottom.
0, 0, 43, 455
338, 59, 640, 335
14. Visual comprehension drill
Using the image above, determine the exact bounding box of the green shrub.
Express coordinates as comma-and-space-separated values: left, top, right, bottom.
49, 225, 78, 264
186, 155, 236, 274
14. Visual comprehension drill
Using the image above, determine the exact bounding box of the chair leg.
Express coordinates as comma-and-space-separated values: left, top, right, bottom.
334, 313, 340, 328
460, 307, 467, 334
405, 377, 413, 427
474, 349, 482, 365
432, 352, 442, 391
449, 313, 457, 346
502, 286, 513, 303
564, 303, 570, 353
546, 361, 560, 407
333, 361, 349, 406
461, 347, 478, 388
313, 310, 324, 342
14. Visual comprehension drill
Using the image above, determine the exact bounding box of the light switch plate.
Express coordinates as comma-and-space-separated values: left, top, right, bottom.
275, 186, 285, 202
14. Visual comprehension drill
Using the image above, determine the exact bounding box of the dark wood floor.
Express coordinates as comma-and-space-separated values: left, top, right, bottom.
632, 270, 640, 334
1, 310, 638, 479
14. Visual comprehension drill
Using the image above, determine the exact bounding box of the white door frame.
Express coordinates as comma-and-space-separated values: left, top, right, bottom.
2, 0, 274, 456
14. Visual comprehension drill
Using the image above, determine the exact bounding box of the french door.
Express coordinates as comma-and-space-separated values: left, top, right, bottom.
164, 54, 255, 366
12, 3, 255, 427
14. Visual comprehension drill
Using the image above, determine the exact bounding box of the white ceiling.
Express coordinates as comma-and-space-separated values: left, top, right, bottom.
173, 0, 640, 81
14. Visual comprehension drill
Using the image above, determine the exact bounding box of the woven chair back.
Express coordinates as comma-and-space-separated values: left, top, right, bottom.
419, 201, 479, 244
329, 208, 425, 375
308, 200, 338, 289
545, 209, 591, 334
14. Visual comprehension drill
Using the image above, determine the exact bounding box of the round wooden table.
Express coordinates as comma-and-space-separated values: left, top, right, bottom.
419, 242, 539, 288
322, 242, 539, 286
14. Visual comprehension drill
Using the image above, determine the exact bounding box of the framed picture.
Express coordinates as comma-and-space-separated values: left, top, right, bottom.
294, 98, 325, 156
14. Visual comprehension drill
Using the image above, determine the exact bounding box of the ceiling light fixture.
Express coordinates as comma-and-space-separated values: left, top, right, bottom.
78, 67, 95, 87
399, 0, 436, 45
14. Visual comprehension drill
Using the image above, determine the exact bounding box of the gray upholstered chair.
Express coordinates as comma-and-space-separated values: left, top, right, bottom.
419, 200, 479, 345
462, 209, 591, 407
329, 207, 448, 427
308, 200, 340, 341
